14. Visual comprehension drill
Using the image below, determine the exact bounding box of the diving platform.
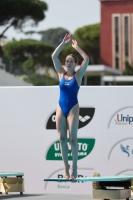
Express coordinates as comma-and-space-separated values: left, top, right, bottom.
44, 173, 133, 200
0, 172, 24, 195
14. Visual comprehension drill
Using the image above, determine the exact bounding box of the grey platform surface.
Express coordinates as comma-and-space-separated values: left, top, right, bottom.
0, 194, 92, 200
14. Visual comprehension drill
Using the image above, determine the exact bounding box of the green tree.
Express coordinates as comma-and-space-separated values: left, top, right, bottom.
58, 24, 100, 65
73, 23, 100, 64
38, 27, 70, 47
123, 61, 133, 75
0, 0, 47, 37
3, 40, 54, 72
0, 0, 48, 56
29, 73, 58, 86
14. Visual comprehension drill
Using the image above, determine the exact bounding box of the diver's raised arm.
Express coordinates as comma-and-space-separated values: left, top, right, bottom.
51, 33, 72, 74
72, 39, 89, 78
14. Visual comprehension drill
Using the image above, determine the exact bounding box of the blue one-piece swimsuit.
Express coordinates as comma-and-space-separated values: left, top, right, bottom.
58, 74, 80, 116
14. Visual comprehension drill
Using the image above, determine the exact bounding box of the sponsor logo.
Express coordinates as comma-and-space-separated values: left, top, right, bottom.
57, 185, 69, 189
46, 107, 95, 129
120, 144, 133, 158
57, 174, 88, 184
64, 82, 69, 86
108, 138, 133, 160
79, 115, 90, 122
108, 107, 133, 128
115, 114, 133, 125
116, 169, 133, 176
46, 138, 95, 160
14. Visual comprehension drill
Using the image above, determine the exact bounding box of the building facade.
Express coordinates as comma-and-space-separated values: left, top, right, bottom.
100, 0, 133, 71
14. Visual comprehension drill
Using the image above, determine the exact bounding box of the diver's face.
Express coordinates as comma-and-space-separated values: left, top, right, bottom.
65, 56, 76, 69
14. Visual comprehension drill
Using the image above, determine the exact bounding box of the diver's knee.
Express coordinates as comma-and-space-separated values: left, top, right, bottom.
59, 135, 67, 143
70, 136, 77, 144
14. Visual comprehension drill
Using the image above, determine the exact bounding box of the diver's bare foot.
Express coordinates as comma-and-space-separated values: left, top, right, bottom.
64, 164, 70, 180
70, 166, 77, 179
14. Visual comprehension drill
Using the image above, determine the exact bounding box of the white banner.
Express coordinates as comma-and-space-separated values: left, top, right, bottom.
0, 86, 133, 194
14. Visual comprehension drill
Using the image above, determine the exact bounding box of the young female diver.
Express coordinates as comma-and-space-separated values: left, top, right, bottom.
51, 33, 89, 179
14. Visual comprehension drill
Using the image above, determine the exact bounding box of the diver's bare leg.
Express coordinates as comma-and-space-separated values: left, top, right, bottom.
56, 105, 70, 179
67, 104, 79, 179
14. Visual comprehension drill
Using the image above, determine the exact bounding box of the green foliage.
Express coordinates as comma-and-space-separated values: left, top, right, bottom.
18, 74, 30, 82
0, 0, 48, 57
3, 40, 54, 71
123, 61, 133, 75
16, 73, 58, 86
38, 27, 70, 47
57, 24, 100, 65
0, 0, 47, 28
29, 73, 58, 86
22, 58, 35, 71
73, 23, 100, 64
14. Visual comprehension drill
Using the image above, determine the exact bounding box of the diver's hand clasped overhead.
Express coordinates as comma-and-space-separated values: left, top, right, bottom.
62, 33, 72, 44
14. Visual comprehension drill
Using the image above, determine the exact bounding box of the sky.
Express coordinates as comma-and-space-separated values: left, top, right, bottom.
2, 0, 101, 41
